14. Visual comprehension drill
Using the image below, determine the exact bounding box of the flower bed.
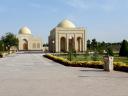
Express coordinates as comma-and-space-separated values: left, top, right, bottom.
43, 54, 103, 68
44, 54, 128, 72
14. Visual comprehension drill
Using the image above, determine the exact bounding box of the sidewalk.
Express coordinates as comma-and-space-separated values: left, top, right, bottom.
0, 53, 128, 96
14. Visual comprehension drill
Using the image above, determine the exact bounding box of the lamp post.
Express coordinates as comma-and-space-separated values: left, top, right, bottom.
52, 40, 55, 55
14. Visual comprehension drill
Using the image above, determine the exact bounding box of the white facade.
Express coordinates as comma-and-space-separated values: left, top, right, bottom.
49, 19, 87, 52
17, 27, 43, 51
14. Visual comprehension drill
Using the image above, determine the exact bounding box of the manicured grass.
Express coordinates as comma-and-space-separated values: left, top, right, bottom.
55, 53, 128, 65
114, 56, 128, 64
44, 54, 128, 72
56, 54, 103, 61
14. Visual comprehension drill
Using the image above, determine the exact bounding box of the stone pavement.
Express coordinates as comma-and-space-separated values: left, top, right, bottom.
0, 53, 128, 96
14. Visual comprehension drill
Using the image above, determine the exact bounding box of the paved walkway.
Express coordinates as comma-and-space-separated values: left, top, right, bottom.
0, 53, 128, 96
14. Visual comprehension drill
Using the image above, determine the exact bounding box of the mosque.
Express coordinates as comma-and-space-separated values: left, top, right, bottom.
49, 19, 87, 52
17, 27, 43, 51
16, 19, 86, 52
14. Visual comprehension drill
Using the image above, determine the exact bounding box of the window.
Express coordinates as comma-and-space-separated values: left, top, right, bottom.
33, 43, 36, 48
37, 43, 40, 48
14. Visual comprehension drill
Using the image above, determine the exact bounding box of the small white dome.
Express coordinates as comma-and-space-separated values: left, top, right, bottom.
57, 19, 76, 28
19, 26, 32, 35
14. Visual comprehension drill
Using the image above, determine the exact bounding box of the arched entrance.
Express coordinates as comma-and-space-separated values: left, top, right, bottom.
22, 39, 28, 50
60, 37, 66, 52
77, 37, 82, 52
69, 37, 75, 51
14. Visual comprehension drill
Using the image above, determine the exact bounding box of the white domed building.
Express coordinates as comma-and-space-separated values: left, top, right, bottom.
17, 26, 43, 51
49, 19, 87, 52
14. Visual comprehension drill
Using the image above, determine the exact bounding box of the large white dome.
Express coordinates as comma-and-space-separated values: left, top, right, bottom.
57, 19, 76, 28
19, 26, 32, 35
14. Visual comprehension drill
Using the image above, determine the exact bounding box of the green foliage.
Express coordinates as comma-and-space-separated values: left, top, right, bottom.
87, 39, 91, 50
43, 43, 49, 47
87, 39, 121, 53
67, 50, 78, 61
106, 48, 114, 56
92, 52, 100, 61
44, 54, 128, 72
0, 40, 4, 51
67, 51, 72, 61
91, 38, 98, 50
84, 52, 102, 61
84, 52, 90, 60
119, 40, 128, 57
1, 32, 19, 51
0, 52, 2, 58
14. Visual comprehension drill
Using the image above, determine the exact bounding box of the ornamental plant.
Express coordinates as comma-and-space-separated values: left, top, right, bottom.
44, 54, 128, 72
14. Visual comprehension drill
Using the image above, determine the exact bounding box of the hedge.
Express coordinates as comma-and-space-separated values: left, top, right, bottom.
43, 54, 128, 72
0, 52, 8, 58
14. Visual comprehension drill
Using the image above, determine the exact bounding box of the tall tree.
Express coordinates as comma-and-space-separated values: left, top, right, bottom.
91, 38, 98, 50
107, 48, 114, 56
1, 32, 18, 51
119, 40, 128, 56
87, 39, 91, 50
101, 41, 106, 49
0, 40, 4, 51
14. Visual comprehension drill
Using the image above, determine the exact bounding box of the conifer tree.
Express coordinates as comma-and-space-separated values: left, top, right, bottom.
119, 40, 128, 56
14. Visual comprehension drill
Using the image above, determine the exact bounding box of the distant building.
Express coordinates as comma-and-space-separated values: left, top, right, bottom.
17, 27, 43, 51
49, 19, 87, 52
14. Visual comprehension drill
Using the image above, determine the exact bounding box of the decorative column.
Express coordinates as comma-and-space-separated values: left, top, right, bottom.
58, 36, 60, 52
79, 38, 81, 52
66, 34, 69, 52
55, 34, 59, 52
52, 40, 55, 53
80, 38, 83, 52
74, 35, 77, 52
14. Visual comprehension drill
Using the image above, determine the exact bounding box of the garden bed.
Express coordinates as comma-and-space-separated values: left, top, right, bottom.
43, 54, 128, 72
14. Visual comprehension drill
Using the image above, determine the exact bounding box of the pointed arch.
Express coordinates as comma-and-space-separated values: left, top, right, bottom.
69, 37, 75, 51
22, 39, 28, 50
60, 37, 66, 52
77, 37, 82, 52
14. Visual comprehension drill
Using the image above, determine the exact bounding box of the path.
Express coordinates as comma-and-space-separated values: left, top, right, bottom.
0, 53, 128, 96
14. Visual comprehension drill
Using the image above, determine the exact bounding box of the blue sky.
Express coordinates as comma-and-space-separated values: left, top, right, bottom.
0, 0, 128, 43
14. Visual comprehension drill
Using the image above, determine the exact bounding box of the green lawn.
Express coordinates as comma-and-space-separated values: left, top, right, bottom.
55, 53, 128, 64
114, 56, 128, 64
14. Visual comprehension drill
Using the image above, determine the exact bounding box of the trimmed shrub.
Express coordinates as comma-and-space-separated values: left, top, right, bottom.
44, 54, 128, 72
114, 62, 128, 72
0, 52, 3, 58
43, 54, 103, 68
